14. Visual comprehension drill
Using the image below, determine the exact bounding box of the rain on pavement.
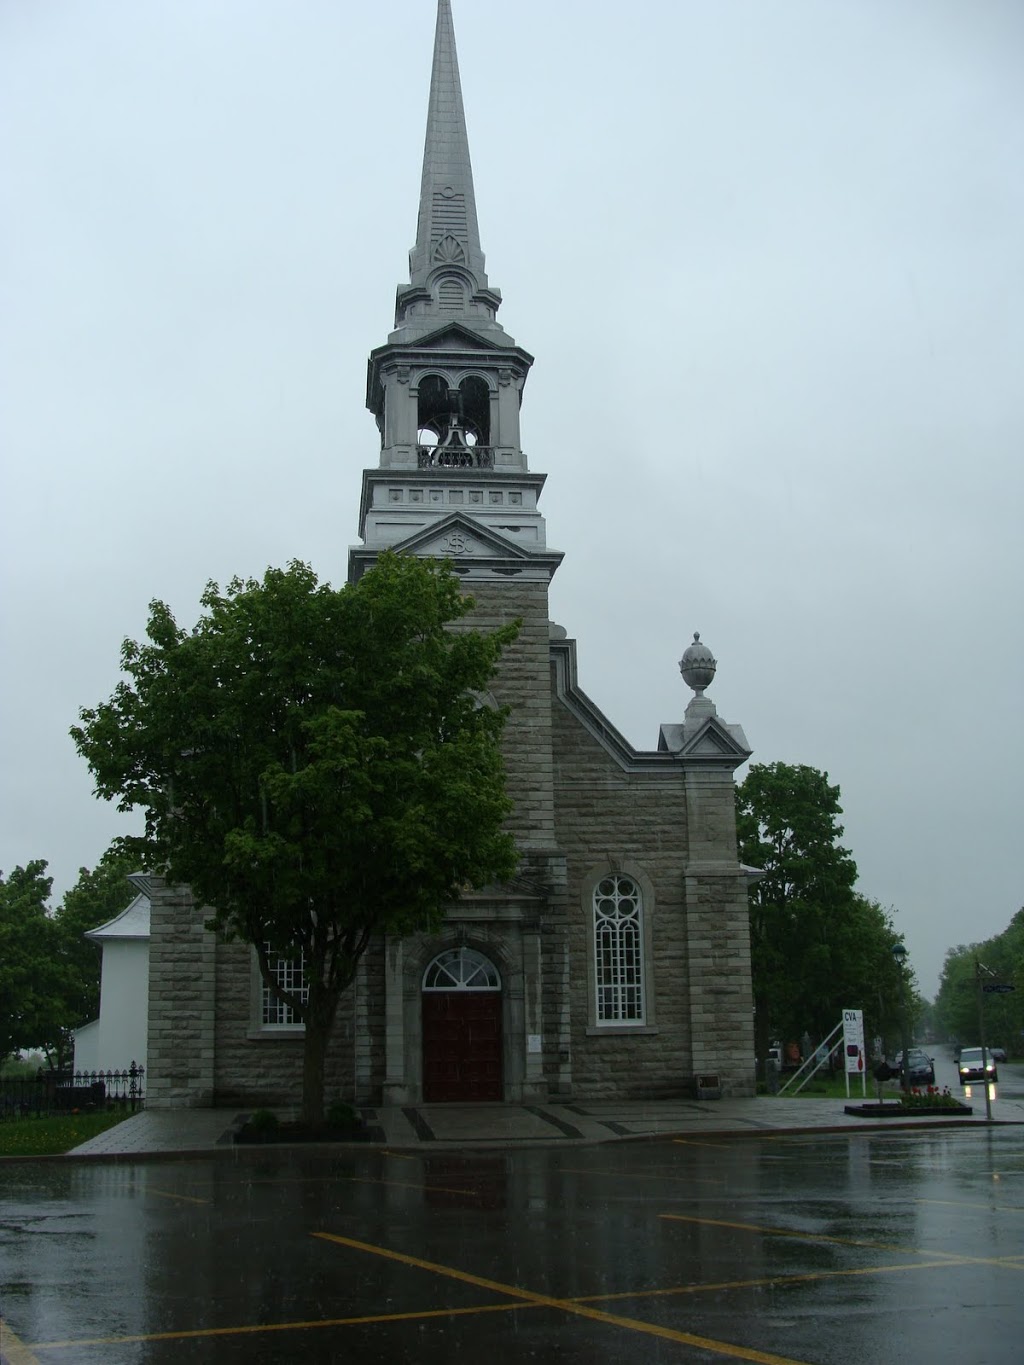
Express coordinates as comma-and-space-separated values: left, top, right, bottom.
2, 1121, 1022, 1364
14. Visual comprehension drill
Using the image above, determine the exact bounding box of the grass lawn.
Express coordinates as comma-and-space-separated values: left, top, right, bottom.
771, 1074, 893, 1101
0, 1109, 134, 1157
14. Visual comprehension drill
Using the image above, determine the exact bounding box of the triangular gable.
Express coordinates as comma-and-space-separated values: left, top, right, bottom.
675, 716, 752, 763
413, 321, 494, 351
389, 512, 533, 562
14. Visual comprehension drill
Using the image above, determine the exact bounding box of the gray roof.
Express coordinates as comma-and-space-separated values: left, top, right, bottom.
86, 888, 150, 942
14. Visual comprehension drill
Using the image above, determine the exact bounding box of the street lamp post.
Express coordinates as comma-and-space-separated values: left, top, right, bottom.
891, 942, 910, 1096
975, 958, 995, 1123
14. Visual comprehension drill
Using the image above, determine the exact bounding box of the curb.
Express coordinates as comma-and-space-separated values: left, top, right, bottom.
2, 1116, 1020, 1165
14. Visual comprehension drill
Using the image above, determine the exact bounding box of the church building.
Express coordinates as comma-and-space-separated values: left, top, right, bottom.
145, 0, 756, 1109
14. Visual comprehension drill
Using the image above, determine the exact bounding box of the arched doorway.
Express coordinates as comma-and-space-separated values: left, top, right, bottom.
421, 947, 503, 1102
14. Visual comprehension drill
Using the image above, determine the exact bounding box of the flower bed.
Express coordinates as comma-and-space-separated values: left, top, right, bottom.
900, 1085, 967, 1110
233, 1104, 380, 1144
845, 1086, 972, 1118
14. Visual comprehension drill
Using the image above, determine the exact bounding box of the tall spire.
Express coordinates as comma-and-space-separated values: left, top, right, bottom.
356, 0, 547, 584
395, 0, 502, 335
410, 0, 484, 286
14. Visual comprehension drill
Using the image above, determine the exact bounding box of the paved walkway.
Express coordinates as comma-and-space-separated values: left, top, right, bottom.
64, 1091, 1024, 1158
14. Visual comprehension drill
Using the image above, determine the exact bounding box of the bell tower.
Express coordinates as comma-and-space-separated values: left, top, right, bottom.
350, 0, 561, 585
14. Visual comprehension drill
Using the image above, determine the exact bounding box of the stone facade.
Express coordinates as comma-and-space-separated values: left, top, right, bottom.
145, 0, 756, 1111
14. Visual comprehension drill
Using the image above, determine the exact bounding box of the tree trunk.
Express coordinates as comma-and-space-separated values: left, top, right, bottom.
300, 1010, 330, 1130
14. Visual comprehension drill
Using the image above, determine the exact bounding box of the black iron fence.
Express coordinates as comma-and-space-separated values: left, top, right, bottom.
0, 1064, 145, 1120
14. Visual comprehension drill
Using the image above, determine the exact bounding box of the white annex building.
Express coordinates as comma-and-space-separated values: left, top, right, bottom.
72, 874, 151, 1075
142, 1, 756, 1110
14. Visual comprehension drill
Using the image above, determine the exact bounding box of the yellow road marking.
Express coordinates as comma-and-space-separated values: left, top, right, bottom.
576, 1258, 974, 1302
314, 1231, 811, 1365
659, 1213, 1024, 1270
661, 1211, 924, 1253
28, 1250, 1024, 1353
560, 1165, 726, 1188
916, 1197, 1024, 1213
0, 1316, 42, 1365
29, 1304, 527, 1352
165, 1173, 479, 1197
140, 1187, 209, 1205
673, 1138, 739, 1150
346, 1176, 479, 1196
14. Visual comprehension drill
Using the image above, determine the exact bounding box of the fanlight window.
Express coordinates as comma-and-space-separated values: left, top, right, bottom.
594, 875, 645, 1024
423, 947, 501, 992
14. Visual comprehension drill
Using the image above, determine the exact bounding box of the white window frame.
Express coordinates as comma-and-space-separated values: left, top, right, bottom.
593, 874, 645, 1025
422, 946, 501, 992
254, 945, 308, 1034
584, 865, 657, 1034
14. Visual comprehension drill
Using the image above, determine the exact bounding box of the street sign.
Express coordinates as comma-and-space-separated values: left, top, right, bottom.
842, 1009, 865, 1075
982, 984, 1015, 994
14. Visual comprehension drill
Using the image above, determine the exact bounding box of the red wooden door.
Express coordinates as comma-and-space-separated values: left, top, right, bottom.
422, 992, 502, 1102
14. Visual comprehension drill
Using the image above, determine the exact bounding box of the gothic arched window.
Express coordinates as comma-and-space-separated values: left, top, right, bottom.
593, 875, 645, 1024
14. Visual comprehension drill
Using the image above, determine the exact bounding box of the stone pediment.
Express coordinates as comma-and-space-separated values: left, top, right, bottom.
390, 513, 532, 563
412, 321, 494, 351
660, 717, 752, 766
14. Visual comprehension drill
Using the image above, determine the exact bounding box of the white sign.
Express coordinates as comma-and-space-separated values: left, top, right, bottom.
527, 1034, 542, 1054
842, 1008, 866, 1075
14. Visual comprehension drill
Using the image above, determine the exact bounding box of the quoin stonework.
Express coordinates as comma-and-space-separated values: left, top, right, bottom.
144, 0, 756, 1110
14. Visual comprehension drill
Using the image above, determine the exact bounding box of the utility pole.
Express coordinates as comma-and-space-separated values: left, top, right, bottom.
891, 942, 910, 1095
975, 958, 994, 1123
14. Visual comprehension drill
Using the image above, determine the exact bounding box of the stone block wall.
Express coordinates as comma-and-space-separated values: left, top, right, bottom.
684, 872, 755, 1095
683, 766, 755, 1096
146, 879, 215, 1108
461, 578, 555, 849
354, 940, 387, 1104
550, 701, 693, 1098
211, 941, 356, 1108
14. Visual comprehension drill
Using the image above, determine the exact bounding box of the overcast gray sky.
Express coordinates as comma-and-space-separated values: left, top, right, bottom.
2, 0, 1021, 999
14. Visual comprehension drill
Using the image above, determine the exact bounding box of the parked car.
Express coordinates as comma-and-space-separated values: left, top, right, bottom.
958, 1047, 997, 1084
990, 1046, 1007, 1064
895, 1048, 936, 1086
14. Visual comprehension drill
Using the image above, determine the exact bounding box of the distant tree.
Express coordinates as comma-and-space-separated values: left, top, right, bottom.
737, 762, 907, 1061
0, 862, 70, 1068
934, 907, 1024, 1055
0, 849, 141, 1070
72, 554, 520, 1127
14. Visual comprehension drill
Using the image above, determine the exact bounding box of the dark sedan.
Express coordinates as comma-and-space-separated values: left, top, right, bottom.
895, 1048, 936, 1085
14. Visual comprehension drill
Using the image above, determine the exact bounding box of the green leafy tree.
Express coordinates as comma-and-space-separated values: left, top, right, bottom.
0, 862, 70, 1067
935, 908, 1023, 1055
737, 762, 908, 1061
72, 554, 520, 1126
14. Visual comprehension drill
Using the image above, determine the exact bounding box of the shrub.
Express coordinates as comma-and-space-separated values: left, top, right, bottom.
247, 1108, 279, 1132
326, 1101, 359, 1129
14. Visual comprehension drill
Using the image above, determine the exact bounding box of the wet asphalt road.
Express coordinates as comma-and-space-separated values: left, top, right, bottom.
2, 1118, 1023, 1365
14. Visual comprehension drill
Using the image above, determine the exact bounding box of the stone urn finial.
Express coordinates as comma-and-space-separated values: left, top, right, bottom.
679, 631, 717, 698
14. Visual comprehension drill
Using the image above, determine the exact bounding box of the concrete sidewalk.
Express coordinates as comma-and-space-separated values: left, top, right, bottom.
65, 1091, 1024, 1158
